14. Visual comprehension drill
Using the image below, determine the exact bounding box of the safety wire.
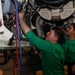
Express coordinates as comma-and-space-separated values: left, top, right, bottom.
14, 0, 23, 75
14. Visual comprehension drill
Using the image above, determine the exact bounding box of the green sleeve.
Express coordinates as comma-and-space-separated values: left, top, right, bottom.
25, 30, 53, 52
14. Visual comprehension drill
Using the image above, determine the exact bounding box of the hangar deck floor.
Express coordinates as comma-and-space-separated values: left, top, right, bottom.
0, 51, 42, 75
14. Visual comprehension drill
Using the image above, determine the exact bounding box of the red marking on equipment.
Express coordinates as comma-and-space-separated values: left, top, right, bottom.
0, 21, 2, 27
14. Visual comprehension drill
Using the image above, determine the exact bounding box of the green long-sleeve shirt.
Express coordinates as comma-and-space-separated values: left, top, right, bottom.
62, 37, 75, 63
25, 30, 65, 75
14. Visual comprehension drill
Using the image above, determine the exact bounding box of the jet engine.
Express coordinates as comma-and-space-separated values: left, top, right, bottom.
18, 0, 75, 38
0, 0, 75, 46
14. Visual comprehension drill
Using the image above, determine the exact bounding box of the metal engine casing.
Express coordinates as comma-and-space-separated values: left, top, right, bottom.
18, 0, 75, 38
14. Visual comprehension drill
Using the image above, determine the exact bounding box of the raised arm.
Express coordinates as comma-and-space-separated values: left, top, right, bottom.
18, 10, 31, 34
18, 10, 53, 52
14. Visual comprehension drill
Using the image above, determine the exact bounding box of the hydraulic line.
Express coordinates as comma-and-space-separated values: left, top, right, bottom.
14, 0, 23, 75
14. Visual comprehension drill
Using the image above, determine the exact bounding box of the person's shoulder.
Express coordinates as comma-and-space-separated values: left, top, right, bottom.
66, 36, 69, 40
55, 44, 64, 53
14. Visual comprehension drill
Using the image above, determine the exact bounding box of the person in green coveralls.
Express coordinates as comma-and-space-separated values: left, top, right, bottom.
62, 23, 75, 75
19, 10, 65, 75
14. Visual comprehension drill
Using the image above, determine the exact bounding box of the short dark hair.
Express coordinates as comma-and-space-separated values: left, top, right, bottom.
52, 27, 66, 44
71, 23, 75, 30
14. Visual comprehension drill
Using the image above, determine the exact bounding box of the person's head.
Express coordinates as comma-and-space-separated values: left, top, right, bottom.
45, 27, 65, 43
64, 23, 75, 36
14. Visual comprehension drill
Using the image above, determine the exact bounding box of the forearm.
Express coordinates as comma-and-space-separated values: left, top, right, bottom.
19, 18, 31, 34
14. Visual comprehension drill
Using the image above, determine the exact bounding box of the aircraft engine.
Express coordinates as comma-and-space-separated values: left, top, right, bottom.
0, 0, 75, 46
18, 0, 75, 38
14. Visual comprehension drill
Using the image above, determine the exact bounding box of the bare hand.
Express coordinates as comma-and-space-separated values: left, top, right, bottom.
18, 10, 25, 19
